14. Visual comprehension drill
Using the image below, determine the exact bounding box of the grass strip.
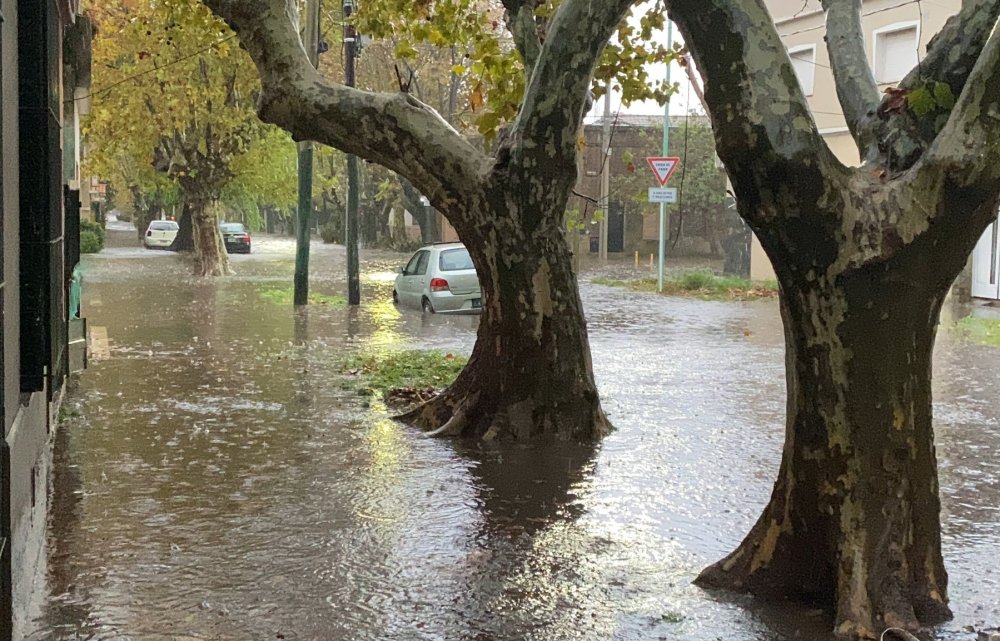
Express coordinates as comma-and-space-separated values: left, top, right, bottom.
339, 349, 468, 406
259, 287, 346, 306
593, 271, 778, 301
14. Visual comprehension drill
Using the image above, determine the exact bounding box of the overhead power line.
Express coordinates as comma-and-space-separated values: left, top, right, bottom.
72, 34, 238, 103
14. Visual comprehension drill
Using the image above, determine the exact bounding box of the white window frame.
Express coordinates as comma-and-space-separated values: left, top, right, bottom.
872, 21, 921, 85
787, 44, 817, 97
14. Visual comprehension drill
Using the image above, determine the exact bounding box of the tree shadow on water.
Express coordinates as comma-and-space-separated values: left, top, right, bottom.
439, 439, 601, 641
458, 440, 598, 538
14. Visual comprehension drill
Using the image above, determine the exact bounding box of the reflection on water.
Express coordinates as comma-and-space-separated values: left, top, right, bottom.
25, 240, 1000, 641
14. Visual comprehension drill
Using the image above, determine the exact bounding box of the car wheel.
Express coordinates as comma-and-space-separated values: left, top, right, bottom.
421, 297, 435, 314
392, 290, 399, 304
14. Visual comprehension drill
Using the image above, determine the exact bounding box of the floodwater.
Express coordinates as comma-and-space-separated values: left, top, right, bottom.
23, 232, 1000, 641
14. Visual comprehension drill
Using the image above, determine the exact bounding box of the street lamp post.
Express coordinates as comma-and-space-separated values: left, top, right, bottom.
294, 0, 320, 306
344, 0, 361, 305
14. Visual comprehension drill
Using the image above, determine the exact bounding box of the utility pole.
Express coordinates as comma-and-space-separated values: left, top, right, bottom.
599, 82, 612, 261
344, 0, 361, 305
657, 21, 674, 293
294, 0, 321, 305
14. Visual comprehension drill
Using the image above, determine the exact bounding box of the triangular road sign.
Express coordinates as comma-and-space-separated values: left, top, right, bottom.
646, 157, 680, 186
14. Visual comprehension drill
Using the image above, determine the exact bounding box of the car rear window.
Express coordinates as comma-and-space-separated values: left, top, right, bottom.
220, 223, 246, 233
439, 248, 474, 272
149, 221, 178, 230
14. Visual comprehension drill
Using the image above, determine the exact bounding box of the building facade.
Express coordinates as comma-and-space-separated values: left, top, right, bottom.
568, 114, 737, 258
2, 0, 90, 639
750, 0, 963, 281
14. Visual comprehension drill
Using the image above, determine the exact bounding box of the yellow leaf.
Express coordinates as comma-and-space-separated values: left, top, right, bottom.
469, 83, 484, 112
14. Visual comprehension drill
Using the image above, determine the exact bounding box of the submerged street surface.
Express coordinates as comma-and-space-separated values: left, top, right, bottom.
23, 232, 1000, 641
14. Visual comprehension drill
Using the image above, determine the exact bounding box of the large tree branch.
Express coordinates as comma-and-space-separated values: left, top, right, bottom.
201, 0, 489, 220
921, 23, 1000, 203
506, 0, 635, 173
822, 0, 880, 160
667, 0, 840, 226
502, 0, 543, 77
875, 0, 1000, 171
899, 0, 1000, 99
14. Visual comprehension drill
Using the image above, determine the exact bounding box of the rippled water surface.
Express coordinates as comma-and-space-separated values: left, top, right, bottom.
24, 231, 1000, 641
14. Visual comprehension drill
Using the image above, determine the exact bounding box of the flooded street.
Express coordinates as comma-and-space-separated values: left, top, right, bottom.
23, 233, 1000, 641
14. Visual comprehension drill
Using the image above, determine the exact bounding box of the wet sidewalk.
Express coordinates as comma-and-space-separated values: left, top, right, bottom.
22, 238, 1000, 641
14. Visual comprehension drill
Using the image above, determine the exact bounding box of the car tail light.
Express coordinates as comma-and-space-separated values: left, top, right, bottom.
242, 234, 251, 241
429, 278, 449, 292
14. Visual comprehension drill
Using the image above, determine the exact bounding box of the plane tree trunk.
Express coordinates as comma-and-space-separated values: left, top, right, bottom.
399, 175, 439, 244
670, 0, 1000, 636
203, 0, 636, 440
695, 201, 988, 636
169, 203, 194, 252
189, 200, 231, 276
151, 78, 254, 276
401, 187, 607, 440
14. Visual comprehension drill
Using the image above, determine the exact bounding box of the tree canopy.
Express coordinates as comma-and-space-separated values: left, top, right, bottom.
86, 0, 303, 237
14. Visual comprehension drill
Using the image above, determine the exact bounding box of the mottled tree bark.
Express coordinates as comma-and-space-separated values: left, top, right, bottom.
699, 268, 951, 637
401, 194, 608, 440
190, 201, 232, 276
668, 0, 1000, 636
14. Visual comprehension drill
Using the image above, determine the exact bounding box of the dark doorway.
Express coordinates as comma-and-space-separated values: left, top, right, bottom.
608, 201, 625, 253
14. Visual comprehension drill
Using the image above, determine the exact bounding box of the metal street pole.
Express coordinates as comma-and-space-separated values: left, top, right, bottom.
657, 21, 673, 293
344, 0, 361, 305
294, 0, 321, 306
599, 82, 612, 261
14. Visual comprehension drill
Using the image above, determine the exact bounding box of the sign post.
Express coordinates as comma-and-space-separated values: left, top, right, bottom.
647, 154, 680, 291
655, 21, 674, 292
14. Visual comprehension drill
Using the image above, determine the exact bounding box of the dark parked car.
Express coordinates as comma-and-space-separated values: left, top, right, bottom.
220, 222, 251, 254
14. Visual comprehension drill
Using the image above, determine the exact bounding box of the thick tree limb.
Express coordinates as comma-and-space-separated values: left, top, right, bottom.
666, 0, 839, 226
503, 0, 543, 77
922, 23, 1000, 198
201, 0, 488, 220
507, 0, 635, 173
898, 0, 1000, 100
821, 0, 880, 160
876, 0, 1000, 171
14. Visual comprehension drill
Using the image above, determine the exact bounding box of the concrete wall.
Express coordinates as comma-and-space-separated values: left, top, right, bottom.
6, 394, 51, 641
2, 0, 79, 638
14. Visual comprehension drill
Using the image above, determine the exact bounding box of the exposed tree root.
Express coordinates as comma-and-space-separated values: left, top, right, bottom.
423, 395, 473, 438
192, 257, 234, 277
696, 520, 951, 641
395, 376, 610, 441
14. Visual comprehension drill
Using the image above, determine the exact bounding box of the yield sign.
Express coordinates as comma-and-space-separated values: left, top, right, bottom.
646, 156, 680, 186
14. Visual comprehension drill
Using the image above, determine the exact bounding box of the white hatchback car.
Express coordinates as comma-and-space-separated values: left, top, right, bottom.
393, 243, 482, 314
144, 220, 179, 249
